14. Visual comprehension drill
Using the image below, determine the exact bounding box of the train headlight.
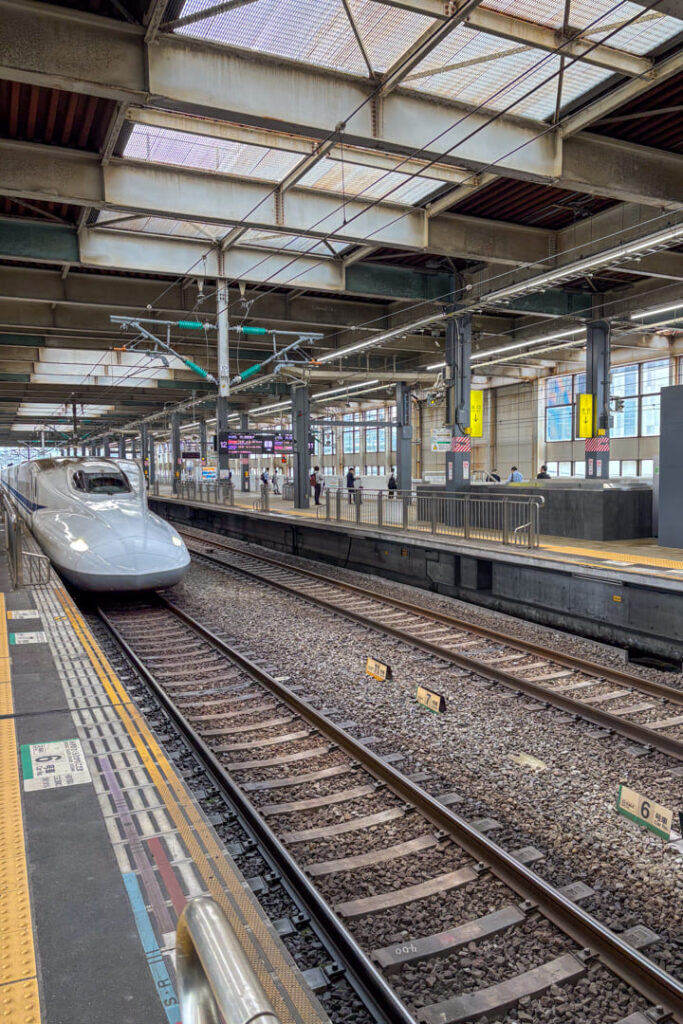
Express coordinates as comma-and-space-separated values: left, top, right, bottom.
70, 538, 89, 552
172, 536, 182, 547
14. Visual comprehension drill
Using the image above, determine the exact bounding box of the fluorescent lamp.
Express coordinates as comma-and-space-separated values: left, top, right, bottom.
476, 337, 585, 368
630, 302, 683, 320
315, 313, 440, 365
312, 380, 379, 400
426, 361, 446, 371
472, 327, 584, 361
314, 384, 391, 402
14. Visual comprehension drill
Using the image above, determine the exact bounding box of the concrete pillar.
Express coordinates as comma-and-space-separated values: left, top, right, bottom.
584, 319, 611, 480
444, 311, 472, 490
171, 412, 181, 496
395, 382, 412, 492
240, 412, 250, 492
292, 385, 310, 509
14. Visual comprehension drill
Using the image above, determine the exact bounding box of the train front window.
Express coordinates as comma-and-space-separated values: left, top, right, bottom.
72, 470, 131, 495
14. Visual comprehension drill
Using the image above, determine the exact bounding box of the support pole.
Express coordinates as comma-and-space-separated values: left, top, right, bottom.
395, 382, 412, 492
445, 310, 472, 491
292, 385, 310, 509
141, 422, 150, 485
149, 432, 156, 487
584, 319, 611, 480
103, 435, 111, 457
199, 418, 207, 466
216, 263, 230, 479
172, 412, 181, 496
131, 435, 138, 460
239, 412, 250, 492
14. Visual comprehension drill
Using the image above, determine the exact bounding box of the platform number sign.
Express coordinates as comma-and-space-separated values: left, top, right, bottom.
416, 684, 446, 714
366, 657, 391, 681
20, 738, 92, 792
617, 783, 673, 840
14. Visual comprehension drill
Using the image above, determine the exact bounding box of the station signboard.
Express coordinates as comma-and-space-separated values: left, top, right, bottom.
218, 431, 313, 454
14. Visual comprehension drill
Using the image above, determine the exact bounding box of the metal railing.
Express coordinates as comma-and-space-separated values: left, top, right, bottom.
162, 479, 237, 507
322, 487, 544, 548
1, 490, 51, 588
176, 897, 281, 1024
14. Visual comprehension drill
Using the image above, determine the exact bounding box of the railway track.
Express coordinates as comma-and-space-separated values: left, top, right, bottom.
178, 530, 683, 763
97, 594, 683, 1024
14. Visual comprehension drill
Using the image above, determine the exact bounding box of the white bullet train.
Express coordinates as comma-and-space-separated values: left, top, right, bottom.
2, 456, 190, 591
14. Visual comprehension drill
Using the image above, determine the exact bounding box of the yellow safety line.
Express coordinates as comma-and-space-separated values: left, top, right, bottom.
541, 541, 683, 571
55, 589, 324, 1024
0, 592, 41, 1024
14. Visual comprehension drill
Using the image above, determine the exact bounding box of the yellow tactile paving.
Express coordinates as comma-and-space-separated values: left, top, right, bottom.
541, 541, 683, 571
0, 593, 40, 1023
56, 588, 326, 1024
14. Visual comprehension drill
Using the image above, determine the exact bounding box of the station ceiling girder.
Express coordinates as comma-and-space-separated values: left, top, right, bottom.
1, 1, 682, 207
0, 139, 554, 264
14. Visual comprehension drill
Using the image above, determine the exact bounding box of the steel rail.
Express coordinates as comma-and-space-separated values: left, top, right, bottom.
179, 531, 683, 706
183, 538, 683, 762
95, 600, 417, 1024
98, 596, 683, 1021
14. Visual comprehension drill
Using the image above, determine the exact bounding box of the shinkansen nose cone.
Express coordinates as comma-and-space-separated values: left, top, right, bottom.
57, 509, 190, 591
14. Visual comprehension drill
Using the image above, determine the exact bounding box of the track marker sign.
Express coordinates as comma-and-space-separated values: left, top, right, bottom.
366, 657, 391, 681
416, 685, 446, 714
617, 784, 672, 840
21, 738, 91, 792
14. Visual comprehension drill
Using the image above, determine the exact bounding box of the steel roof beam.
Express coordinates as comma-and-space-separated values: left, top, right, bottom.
1, 2, 680, 206
376, 2, 653, 77
0, 140, 554, 264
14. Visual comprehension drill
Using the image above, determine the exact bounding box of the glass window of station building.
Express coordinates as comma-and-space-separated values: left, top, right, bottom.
544, 357, 673, 445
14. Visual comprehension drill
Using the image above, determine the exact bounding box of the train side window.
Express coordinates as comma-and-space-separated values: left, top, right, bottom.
72, 471, 87, 491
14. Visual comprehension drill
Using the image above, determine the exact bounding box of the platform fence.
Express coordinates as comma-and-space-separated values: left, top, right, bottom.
154, 479, 237, 507
322, 487, 544, 548
0, 490, 51, 588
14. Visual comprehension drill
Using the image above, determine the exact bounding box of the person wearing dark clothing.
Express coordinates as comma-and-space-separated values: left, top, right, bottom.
536, 465, 551, 479
490, 469, 501, 482
346, 467, 355, 504
387, 467, 397, 498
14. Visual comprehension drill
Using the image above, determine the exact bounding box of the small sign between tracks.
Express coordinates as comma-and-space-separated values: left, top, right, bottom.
366, 657, 391, 681
617, 784, 673, 840
416, 685, 446, 714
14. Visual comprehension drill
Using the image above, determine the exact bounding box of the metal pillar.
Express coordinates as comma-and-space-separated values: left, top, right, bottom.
292, 385, 310, 509
141, 422, 150, 485
216, 263, 230, 477
130, 435, 137, 460
239, 412, 250, 492
445, 310, 472, 491
171, 412, 181, 496
395, 382, 412, 492
584, 319, 611, 480
80, 444, 86, 457
199, 418, 207, 465
118, 436, 126, 459
103, 435, 111, 457
149, 432, 156, 487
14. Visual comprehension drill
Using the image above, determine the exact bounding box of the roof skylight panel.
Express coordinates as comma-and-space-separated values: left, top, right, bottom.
241, 229, 346, 253
124, 125, 300, 181
579, 5, 683, 55
345, 0, 436, 73
175, 0, 367, 74
298, 155, 439, 204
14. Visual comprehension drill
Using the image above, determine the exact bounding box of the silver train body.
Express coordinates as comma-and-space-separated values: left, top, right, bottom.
3, 457, 190, 591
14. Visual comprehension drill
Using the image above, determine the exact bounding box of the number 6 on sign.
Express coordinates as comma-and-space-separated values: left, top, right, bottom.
617, 784, 672, 840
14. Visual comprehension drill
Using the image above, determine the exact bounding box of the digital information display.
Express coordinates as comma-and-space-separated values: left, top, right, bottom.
218, 431, 313, 455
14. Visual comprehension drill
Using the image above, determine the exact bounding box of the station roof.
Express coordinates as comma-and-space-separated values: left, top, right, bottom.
0, 0, 681, 445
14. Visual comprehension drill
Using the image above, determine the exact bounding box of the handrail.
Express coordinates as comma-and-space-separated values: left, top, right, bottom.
176, 897, 281, 1024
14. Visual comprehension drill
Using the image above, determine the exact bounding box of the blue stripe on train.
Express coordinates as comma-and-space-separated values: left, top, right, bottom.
1, 481, 45, 513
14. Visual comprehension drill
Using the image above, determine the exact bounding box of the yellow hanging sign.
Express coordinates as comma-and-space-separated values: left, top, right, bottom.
577, 393, 594, 438
469, 390, 484, 438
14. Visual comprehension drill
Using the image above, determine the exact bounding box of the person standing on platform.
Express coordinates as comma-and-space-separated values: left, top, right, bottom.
490, 469, 501, 482
387, 467, 397, 498
272, 468, 281, 494
536, 465, 551, 479
346, 466, 355, 503
261, 467, 270, 489
506, 466, 523, 483
313, 466, 324, 505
